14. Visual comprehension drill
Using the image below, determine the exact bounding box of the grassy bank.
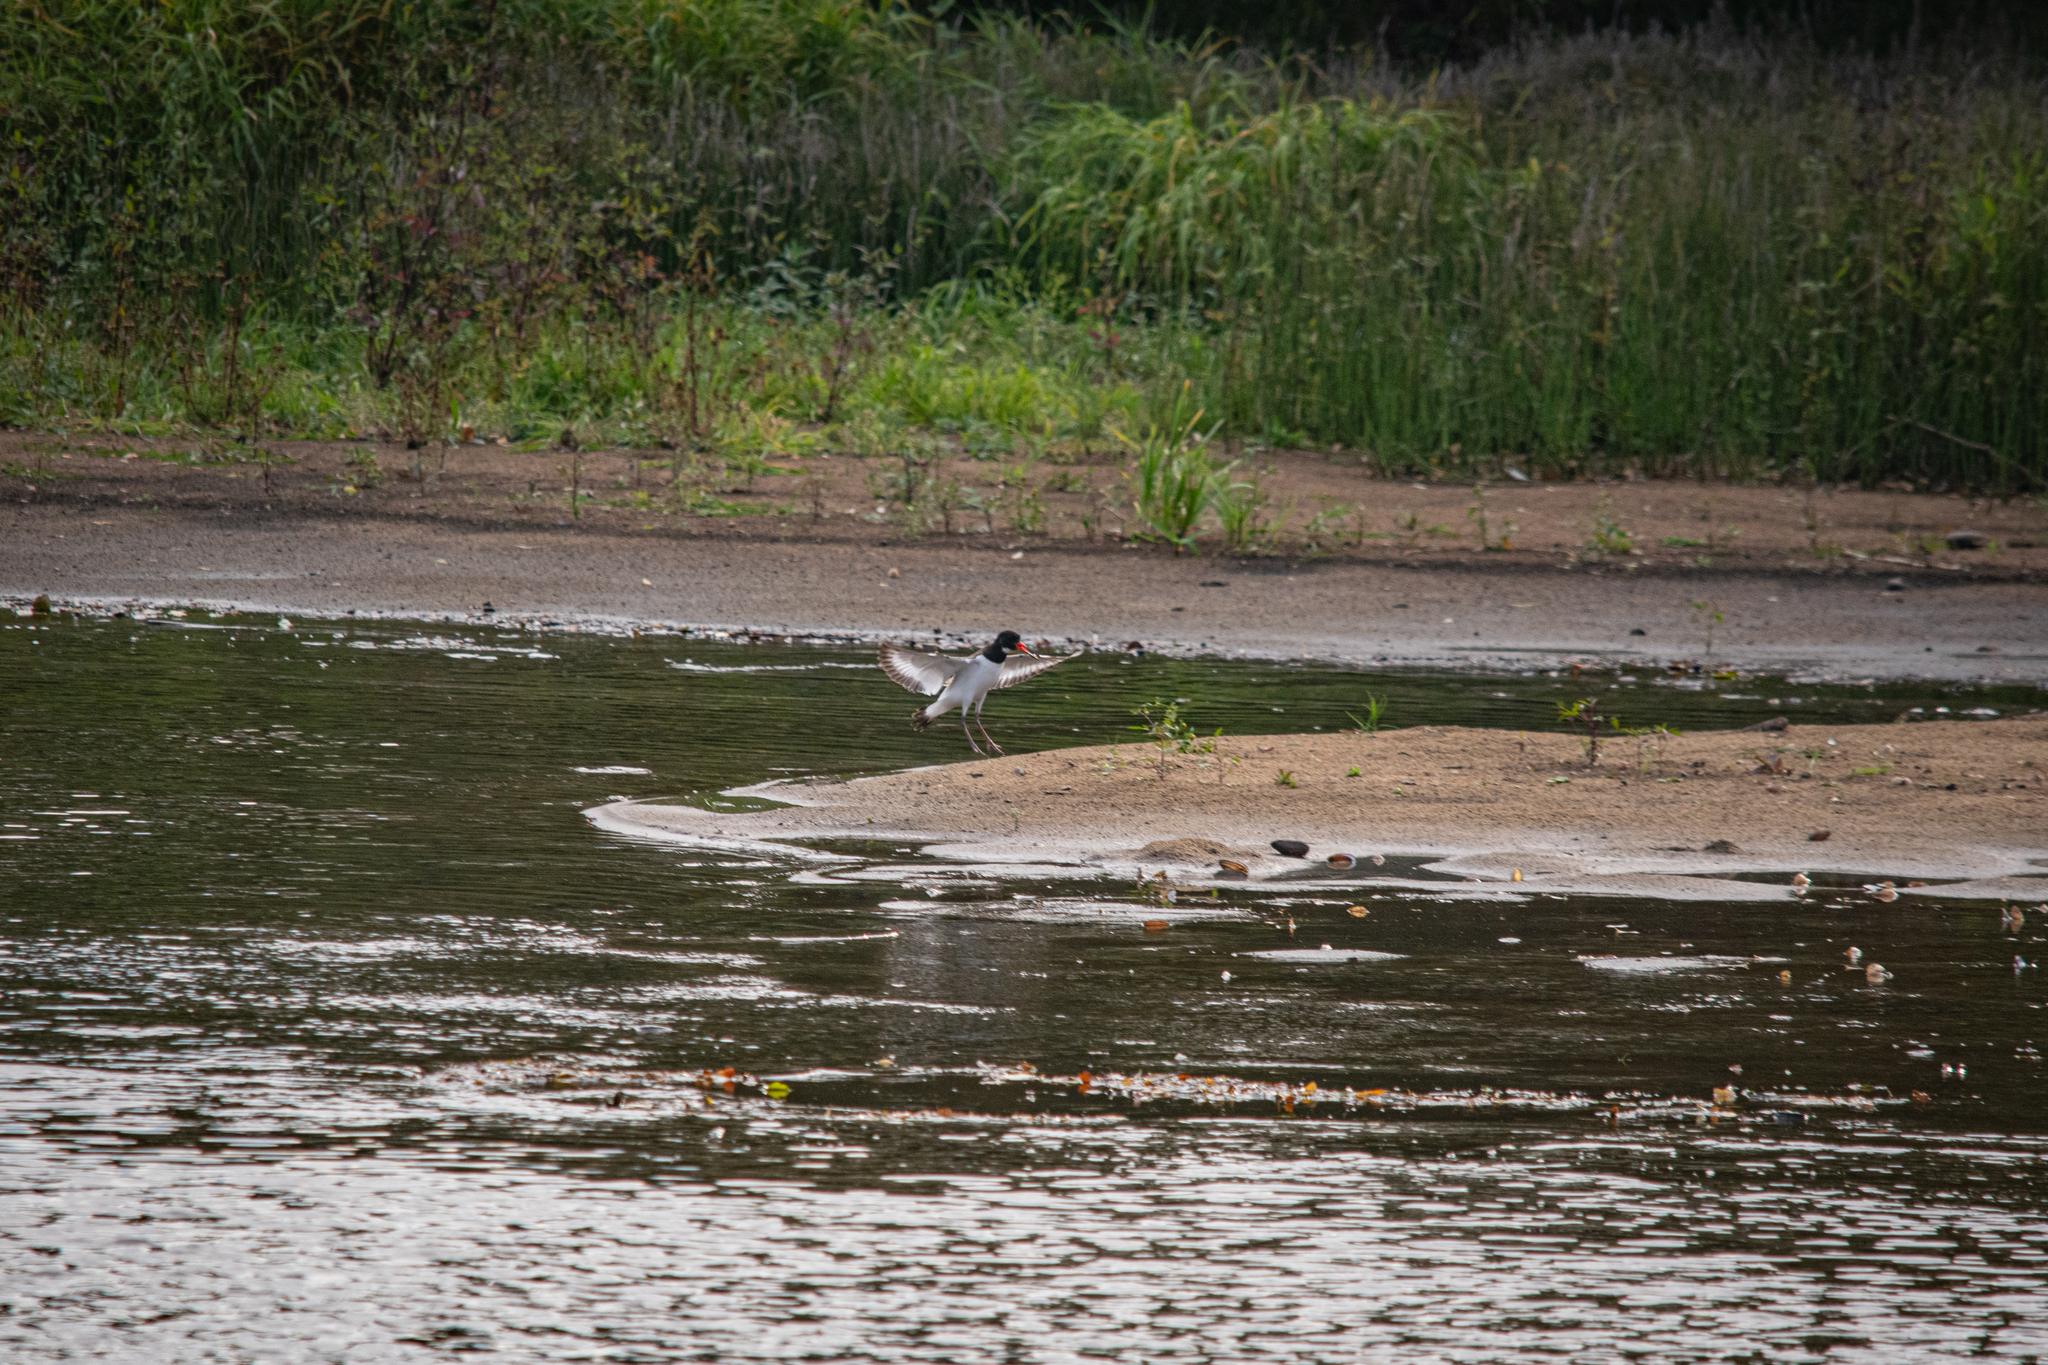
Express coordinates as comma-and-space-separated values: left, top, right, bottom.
5, 1, 2046, 499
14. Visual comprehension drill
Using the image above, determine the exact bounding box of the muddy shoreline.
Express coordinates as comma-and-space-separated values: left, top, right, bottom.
6, 496, 2046, 683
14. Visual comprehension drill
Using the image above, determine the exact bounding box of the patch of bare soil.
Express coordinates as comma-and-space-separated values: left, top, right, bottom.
4, 431, 2042, 580
602, 718, 2048, 892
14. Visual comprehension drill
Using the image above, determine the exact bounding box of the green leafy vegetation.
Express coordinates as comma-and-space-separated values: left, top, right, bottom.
1129, 698, 1222, 774
4, 3, 2045, 496
1347, 695, 1389, 734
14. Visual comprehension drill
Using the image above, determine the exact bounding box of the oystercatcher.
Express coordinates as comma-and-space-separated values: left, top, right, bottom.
879, 631, 1069, 755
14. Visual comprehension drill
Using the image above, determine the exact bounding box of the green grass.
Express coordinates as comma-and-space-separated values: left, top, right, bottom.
3, 5, 2045, 491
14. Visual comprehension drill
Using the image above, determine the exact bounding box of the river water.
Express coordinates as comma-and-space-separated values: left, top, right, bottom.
3, 612, 2044, 1362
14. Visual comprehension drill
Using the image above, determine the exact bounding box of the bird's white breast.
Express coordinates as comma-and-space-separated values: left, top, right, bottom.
949, 656, 1002, 696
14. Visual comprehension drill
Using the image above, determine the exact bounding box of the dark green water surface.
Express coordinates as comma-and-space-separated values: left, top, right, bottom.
2, 614, 2044, 1362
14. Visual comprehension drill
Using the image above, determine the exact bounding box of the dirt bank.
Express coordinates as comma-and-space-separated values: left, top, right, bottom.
595, 718, 2048, 895
7, 432, 2045, 579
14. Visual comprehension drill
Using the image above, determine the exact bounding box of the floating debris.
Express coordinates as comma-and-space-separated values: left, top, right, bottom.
970, 1064, 1890, 1120
1327, 853, 1356, 869
1241, 947, 1404, 964
1579, 954, 1758, 974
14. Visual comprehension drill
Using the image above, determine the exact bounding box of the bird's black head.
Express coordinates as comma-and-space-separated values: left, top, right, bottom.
983, 630, 1028, 662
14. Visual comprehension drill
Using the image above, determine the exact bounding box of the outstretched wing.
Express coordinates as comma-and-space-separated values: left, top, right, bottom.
878, 643, 967, 697
995, 651, 1070, 691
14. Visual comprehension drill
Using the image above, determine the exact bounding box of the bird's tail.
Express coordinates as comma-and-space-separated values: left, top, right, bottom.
911, 705, 932, 732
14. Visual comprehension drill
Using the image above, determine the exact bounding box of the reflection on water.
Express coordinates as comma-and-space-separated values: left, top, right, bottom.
2, 614, 2044, 1361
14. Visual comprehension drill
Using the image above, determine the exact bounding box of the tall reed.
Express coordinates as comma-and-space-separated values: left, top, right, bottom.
4, 4, 2045, 488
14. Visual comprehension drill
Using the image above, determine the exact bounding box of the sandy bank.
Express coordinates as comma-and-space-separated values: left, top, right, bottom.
6, 500, 2046, 682
595, 718, 2048, 897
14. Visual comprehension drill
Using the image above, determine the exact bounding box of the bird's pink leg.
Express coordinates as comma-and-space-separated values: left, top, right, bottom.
974, 698, 1004, 755
960, 711, 984, 756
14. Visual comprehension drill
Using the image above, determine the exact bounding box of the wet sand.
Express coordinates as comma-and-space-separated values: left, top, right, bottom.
596, 718, 2048, 894
5, 499, 2045, 682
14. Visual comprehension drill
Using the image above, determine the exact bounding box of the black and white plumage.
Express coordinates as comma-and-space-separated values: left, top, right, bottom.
879, 631, 1068, 755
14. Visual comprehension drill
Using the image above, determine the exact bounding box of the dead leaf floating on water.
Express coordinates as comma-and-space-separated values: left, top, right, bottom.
1217, 859, 1248, 876
1791, 873, 1811, 891
1845, 947, 1862, 964
1369, 853, 1385, 866
1327, 853, 1355, 869
1777, 969, 1793, 984
1865, 963, 1893, 983
1347, 906, 1369, 918
1143, 920, 1169, 932
1511, 869, 1523, 882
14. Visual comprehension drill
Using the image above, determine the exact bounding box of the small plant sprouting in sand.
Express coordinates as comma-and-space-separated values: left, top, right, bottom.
1129, 698, 1220, 777
1346, 694, 1388, 734
1691, 600, 1724, 657
1216, 474, 1273, 555
1563, 698, 1676, 773
1584, 494, 1634, 562
343, 448, 385, 492
1614, 720, 1681, 775
1466, 485, 1517, 551
1121, 391, 1231, 556
1557, 698, 1606, 768
1274, 769, 1298, 788
1131, 698, 1219, 754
